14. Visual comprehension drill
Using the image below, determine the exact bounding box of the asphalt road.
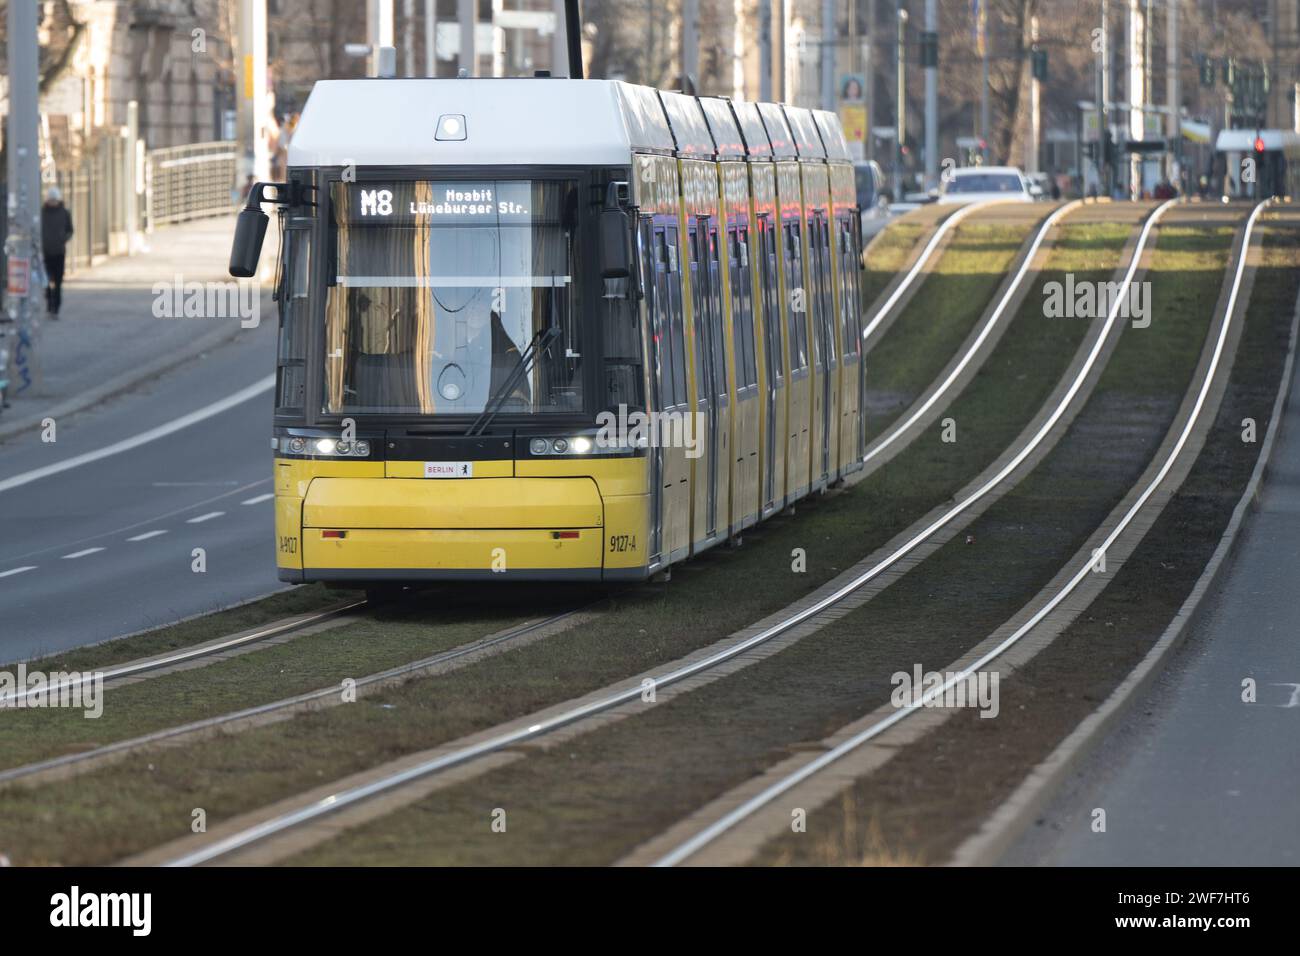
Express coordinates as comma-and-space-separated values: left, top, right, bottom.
0, 319, 280, 660
1005, 341, 1300, 866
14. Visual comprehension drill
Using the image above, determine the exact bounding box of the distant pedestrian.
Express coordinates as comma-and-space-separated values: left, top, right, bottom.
40, 186, 74, 319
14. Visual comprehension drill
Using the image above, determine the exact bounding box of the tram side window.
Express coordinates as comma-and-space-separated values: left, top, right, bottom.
276, 224, 311, 411
603, 224, 646, 412
707, 226, 727, 400
730, 226, 757, 389
840, 218, 861, 358
807, 217, 824, 367
689, 225, 706, 404
817, 214, 836, 365
759, 217, 783, 383
661, 227, 688, 408
785, 221, 809, 372
603, 294, 644, 411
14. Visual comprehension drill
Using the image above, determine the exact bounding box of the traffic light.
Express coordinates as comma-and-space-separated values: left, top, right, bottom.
920, 31, 939, 68
1082, 141, 1097, 161
1255, 135, 1266, 154
1198, 55, 1215, 88
1032, 48, 1048, 82
1102, 128, 1116, 167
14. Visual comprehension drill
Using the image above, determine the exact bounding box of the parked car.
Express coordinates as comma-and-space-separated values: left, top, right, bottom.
937, 165, 1038, 204
854, 160, 887, 209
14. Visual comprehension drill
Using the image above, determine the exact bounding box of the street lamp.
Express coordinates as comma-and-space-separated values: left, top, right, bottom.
896, 6, 908, 202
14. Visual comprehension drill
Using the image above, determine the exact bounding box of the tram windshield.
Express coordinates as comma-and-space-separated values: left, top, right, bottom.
323, 179, 583, 417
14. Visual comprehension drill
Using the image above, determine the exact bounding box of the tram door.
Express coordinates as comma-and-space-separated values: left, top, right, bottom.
647, 221, 690, 563
689, 218, 727, 540
809, 212, 837, 484
639, 218, 664, 565
838, 215, 866, 466
757, 213, 784, 512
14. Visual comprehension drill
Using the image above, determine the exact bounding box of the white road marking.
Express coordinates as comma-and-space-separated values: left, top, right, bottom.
0, 478, 270, 565
61, 547, 106, 560
241, 493, 274, 505
0, 375, 275, 496
186, 511, 225, 524
126, 530, 168, 542
0, 566, 37, 578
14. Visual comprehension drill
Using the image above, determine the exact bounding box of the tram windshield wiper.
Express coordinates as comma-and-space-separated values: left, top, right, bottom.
465, 324, 560, 437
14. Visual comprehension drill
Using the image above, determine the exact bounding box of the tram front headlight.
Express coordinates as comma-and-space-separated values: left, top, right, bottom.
280, 434, 372, 457
551, 438, 568, 454
571, 436, 593, 454
529, 438, 549, 455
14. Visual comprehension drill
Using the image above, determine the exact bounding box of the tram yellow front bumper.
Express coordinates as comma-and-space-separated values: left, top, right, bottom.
297, 476, 605, 578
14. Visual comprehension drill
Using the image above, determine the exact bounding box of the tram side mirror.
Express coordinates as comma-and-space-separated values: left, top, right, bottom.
230, 205, 270, 278
599, 206, 633, 299
599, 207, 632, 279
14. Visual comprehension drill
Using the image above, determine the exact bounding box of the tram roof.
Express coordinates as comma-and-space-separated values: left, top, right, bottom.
812, 109, 852, 161
287, 77, 846, 168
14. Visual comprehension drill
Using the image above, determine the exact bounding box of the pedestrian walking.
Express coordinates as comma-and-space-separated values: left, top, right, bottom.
40, 186, 74, 318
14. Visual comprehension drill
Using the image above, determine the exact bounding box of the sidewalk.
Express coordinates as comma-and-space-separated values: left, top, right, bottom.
0, 215, 274, 442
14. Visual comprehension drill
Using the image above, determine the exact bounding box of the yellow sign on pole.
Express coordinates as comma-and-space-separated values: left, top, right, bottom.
243, 54, 254, 99
838, 104, 867, 146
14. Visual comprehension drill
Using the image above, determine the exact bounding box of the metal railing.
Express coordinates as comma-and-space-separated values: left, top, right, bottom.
47, 138, 237, 275
55, 131, 135, 272
146, 142, 238, 227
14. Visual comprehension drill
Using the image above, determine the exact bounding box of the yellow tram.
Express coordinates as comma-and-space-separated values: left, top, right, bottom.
229, 78, 866, 587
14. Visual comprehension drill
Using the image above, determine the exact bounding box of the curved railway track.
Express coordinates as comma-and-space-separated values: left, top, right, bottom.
0, 199, 1025, 788
649, 199, 1271, 866
153, 199, 1171, 867
0, 599, 366, 708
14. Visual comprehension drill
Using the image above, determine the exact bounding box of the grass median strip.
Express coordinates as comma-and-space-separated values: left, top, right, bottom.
861, 220, 928, 308
0, 216, 1108, 866
864, 224, 1029, 440
275, 216, 1233, 867
5, 583, 356, 675
0, 589, 581, 772
764, 211, 1300, 867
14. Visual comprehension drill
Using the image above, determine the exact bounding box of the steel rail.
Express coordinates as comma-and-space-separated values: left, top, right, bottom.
161, 199, 1153, 868
652, 199, 1266, 866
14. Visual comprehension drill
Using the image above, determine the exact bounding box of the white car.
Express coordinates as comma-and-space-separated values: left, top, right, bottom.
936, 166, 1040, 204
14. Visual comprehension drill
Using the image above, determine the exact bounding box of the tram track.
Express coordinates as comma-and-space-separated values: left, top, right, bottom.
0, 606, 590, 788
646, 200, 1272, 866
0, 201, 1035, 790
135, 200, 1173, 867
0, 599, 367, 709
